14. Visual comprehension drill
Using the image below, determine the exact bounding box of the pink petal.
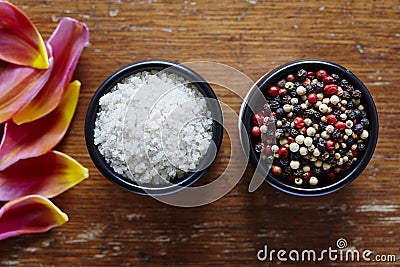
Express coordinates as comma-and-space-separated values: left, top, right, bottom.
0, 195, 68, 241
0, 150, 89, 201
13, 17, 89, 124
0, 45, 53, 124
0, 1, 49, 69
0, 80, 81, 170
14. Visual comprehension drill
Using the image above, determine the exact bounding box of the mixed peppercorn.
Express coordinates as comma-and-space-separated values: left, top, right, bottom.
252, 69, 370, 186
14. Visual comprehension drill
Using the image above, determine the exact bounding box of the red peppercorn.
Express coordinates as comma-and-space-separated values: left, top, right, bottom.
323, 75, 334, 84
252, 113, 264, 126
326, 140, 335, 150
316, 70, 327, 81
307, 71, 315, 78
286, 74, 295, 82
307, 93, 317, 104
270, 111, 276, 117
303, 172, 312, 181
300, 127, 307, 134
288, 175, 295, 182
324, 84, 338, 95
335, 121, 346, 131
326, 114, 337, 125
278, 147, 289, 158
328, 172, 336, 180
268, 85, 280, 97
288, 136, 295, 143
278, 88, 287, 96
353, 150, 359, 157
252, 126, 261, 136
271, 165, 282, 176
293, 117, 305, 128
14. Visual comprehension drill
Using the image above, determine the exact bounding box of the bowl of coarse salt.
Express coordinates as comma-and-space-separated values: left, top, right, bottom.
85, 60, 223, 195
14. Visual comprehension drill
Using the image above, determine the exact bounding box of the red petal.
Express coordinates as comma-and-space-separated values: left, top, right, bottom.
13, 17, 89, 124
0, 195, 68, 241
0, 1, 49, 69
0, 80, 81, 170
0, 150, 88, 201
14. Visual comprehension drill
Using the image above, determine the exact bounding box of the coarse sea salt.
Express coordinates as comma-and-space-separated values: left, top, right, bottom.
94, 71, 213, 185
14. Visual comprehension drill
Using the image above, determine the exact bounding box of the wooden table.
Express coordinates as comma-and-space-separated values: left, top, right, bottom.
1, 0, 399, 266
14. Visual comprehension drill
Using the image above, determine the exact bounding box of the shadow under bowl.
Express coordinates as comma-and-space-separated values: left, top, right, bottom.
85, 60, 223, 196
239, 59, 378, 196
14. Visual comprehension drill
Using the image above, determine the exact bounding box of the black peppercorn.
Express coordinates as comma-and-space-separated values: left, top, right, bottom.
340, 79, 349, 87
255, 143, 264, 153
275, 128, 284, 139
276, 107, 285, 118
297, 69, 307, 81
346, 101, 355, 109
314, 112, 323, 121
282, 95, 291, 104
331, 73, 340, 82
303, 109, 314, 118
293, 105, 303, 114
331, 129, 341, 140
279, 158, 290, 167
352, 90, 361, 98
332, 109, 341, 117
317, 139, 326, 151
360, 110, 367, 119
283, 167, 292, 176
353, 109, 361, 119
282, 122, 291, 131
277, 79, 286, 88
342, 91, 351, 100
293, 169, 304, 177
346, 110, 356, 120
358, 143, 366, 152
337, 148, 346, 156
300, 158, 309, 166
291, 152, 301, 160
328, 157, 337, 165
294, 81, 302, 87
289, 90, 297, 97
290, 128, 298, 136
314, 168, 322, 176
361, 118, 370, 127
353, 124, 363, 135
315, 82, 324, 93
346, 136, 354, 146
268, 116, 277, 125
305, 84, 314, 94
347, 85, 355, 92
319, 122, 327, 130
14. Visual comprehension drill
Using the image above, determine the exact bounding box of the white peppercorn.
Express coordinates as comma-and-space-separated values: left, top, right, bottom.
309, 176, 318, 186
360, 130, 369, 139
289, 142, 300, 152
290, 160, 300, 169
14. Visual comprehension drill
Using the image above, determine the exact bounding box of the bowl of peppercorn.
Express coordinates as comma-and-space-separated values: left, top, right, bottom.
239, 60, 378, 196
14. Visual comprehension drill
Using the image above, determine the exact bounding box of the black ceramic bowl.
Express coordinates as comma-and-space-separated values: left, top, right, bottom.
239, 60, 378, 196
85, 60, 223, 196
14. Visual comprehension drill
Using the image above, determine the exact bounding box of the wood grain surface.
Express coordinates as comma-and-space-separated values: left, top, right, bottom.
1, 0, 399, 266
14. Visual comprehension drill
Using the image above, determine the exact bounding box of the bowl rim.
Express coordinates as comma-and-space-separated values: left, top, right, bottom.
239, 59, 379, 196
85, 59, 224, 196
